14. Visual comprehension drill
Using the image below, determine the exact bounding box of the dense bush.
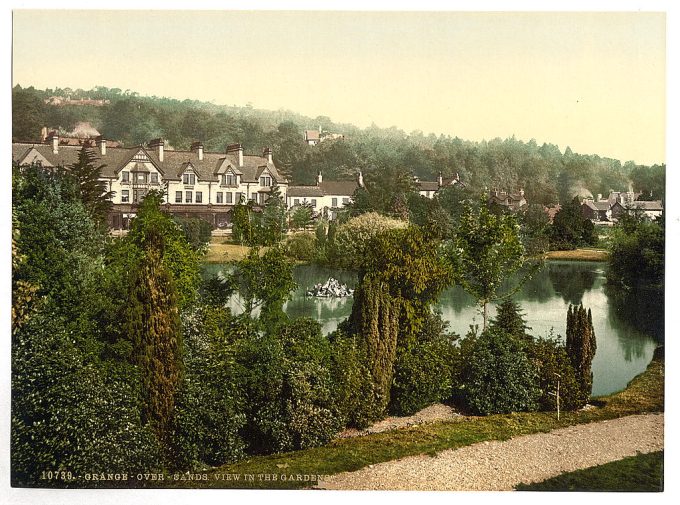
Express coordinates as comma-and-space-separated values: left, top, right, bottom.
12, 312, 162, 486
390, 314, 457, 416
284, 232, 317, 262
235, 318, 341, 453
527, 336, 584, 412
460, 327, 540, 415
173, 306, 247, 469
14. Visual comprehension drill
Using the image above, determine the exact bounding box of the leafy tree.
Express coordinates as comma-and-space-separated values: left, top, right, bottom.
12, 85, 45, 141
528, 335, 583, 412
231, 195, 253, 246
566, 304, 597, 406
174, 216, 213, 251
260, 184, 287, 245
284, 232, 317, 262
230, 247, 297, 332
447, 197, 530, 329
68, 145, 113, 225
550, 197, 596, 250
519, 203, 551, 255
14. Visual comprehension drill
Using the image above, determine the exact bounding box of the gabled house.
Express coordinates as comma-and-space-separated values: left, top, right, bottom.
12, 133, 287, 229
488, 188, 527, 211
415, 172, 463, 199
581, 200, 611, 222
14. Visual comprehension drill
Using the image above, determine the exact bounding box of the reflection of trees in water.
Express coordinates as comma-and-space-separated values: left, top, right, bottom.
285, 295, 354, 321
437, 285, 477, 315
548, 262, 598, 305
511, 264, 555, 303
605, 283, 664, 343
293, 264, 357, 290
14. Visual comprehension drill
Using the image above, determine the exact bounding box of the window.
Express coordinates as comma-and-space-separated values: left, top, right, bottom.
196, 191, 203, 204
259, 175, 272, 187
332, 197, 338, 207
342, 197, 349, 205
249, 193, 257, 202
122, 171, 129, 183
185, 191, 193, 203
294, 198, 300, 205
183, 173, 196, 185
224, 174, 236, 186
136, 172, 147, 183
150, 173, 159, 184
311, 199, 317, 208
235, 192, 243, 204
121, 190, 129, 203
175, 191, 182, 203
133, 189, 144, 203
226, 192, 233, 204
216, 192, 223, 204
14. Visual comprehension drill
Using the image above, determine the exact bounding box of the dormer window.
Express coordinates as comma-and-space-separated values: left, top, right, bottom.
122, 171, 129, 183
259, 175, 272, 187
183, 173, 196, 185
223, 173, 237, 186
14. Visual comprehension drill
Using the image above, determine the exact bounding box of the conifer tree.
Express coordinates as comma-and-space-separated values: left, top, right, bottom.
565, 304, 597, 406
69, 145, 113, 225
491, 299, 532, 342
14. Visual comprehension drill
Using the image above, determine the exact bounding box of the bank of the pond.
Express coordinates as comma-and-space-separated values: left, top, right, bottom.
544, 249, 609, 262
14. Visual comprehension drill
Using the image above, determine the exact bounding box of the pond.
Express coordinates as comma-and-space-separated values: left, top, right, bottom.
202, 261, 661, 397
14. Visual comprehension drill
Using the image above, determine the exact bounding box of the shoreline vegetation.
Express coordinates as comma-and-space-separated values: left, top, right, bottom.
159, 347, 663, 490
204, 236, 610, 265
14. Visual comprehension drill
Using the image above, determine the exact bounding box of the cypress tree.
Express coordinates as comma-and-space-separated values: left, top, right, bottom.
125, 208, 183, 464
565, 304, 597, 406
68, 146, 113, 225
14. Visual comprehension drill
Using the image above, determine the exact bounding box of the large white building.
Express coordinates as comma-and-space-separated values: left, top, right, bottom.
286, 171, 363, 219
13, 133, 288, 229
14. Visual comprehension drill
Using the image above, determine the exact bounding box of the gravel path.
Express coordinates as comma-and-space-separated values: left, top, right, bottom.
317, 413, 664, 491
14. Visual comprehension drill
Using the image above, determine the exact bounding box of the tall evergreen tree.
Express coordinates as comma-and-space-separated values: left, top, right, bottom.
491, 299, 532, 342
69, 146, 113, 225
565, 304, 597, 406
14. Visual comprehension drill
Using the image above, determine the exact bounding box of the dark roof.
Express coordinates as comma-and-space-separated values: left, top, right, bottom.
319, 180, 359, 196
12, 142, 287, 184
418, 181, 439, 192
287, 186, 324, 198
630, 200, 663, 211
583, 201, 610, 211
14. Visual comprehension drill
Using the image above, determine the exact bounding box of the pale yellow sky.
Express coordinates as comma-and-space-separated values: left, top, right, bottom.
12, 10, 665, 165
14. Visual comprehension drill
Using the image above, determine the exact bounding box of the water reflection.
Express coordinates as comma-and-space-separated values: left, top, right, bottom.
202, 261, 660, 396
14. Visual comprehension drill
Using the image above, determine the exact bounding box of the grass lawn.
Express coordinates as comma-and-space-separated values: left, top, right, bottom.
545, 249, 609, 262
161, 350, 663, 490
203, 238, 266, 263
515, 451, 663, 492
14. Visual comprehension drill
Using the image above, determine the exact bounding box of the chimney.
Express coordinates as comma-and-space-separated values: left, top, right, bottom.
191, 141, 204, 161
317, 171, 323, 185
148, 138, 164, 162
358, 170, 364, 188
40, 126, 48, 142
519, 188, 525, 197
227, 143, 244, 167
438, 171, 443, 187
597, 193, 602, 202
96, 135, 107, 156
263, 147, 273, 164
46, 131, 59, 154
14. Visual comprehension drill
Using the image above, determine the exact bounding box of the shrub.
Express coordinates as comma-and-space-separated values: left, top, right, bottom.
284, 232, 317, 262
174, 216, 213, 251
235, 318, 341, 454
173, 306, 247, 470
527, 335, 583, 412
461, 327, 540, 415
390, 314, 458, 416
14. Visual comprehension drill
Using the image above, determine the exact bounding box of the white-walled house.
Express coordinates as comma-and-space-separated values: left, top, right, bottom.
286, 171, 363, 219
12, 133, 287, 229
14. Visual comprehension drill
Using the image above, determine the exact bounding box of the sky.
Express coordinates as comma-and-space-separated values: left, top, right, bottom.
12, 9, 666, 165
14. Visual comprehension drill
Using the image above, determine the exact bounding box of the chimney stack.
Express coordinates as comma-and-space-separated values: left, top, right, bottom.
263, 147, 273, 164
358, 170, 364, 188
438, 171, 443, 187
46, 131, 59, 154
519, 188, 525, 197
317, 171, 323, 185
40, 126, 48, 142
191, 141, 204, 161
148, 138, 165, 162
227, 143, 244, 167
96, 135, 107, 156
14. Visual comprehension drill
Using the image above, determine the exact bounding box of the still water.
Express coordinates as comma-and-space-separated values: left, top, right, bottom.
203, 261, 661, 397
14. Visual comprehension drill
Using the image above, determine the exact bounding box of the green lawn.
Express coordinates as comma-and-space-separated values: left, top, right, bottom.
158, 351, 663, 490
516, 451, 663, 492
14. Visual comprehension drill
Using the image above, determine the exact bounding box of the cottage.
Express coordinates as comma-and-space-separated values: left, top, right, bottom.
286, 171, 363, 219
488, 189, 527, 211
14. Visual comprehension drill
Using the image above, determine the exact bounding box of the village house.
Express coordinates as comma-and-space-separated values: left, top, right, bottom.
414, 172, 463, 199
488, 188, 527, 211
286, 171, 363, 220
581, 191, 663, 223
12, 133, 287, 230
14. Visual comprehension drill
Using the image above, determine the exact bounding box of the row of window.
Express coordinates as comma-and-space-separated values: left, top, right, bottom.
176, 191, 203, 203
121, 171, 159, 184
291, 197, 350, 208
